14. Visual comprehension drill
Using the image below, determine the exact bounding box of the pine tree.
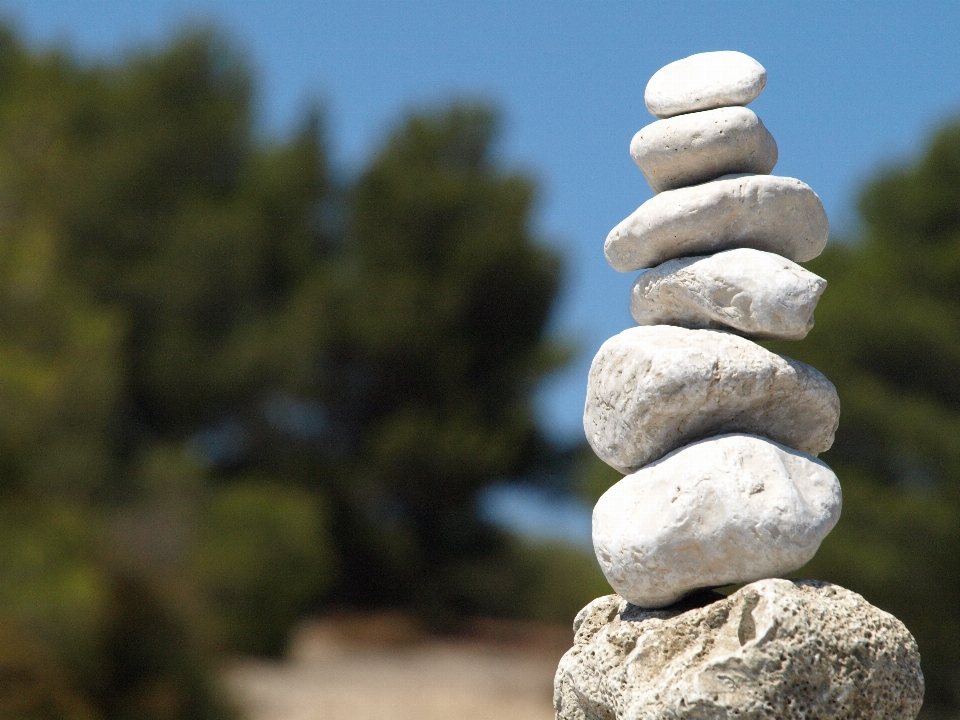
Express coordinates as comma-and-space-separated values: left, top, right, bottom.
307, 105, 569, 614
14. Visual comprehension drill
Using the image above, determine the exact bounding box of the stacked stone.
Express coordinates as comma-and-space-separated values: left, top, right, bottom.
555, 52, 924, 720
587, 51, 839, 608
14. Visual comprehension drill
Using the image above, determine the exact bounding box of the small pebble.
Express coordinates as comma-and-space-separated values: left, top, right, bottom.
645, 51, 767, 118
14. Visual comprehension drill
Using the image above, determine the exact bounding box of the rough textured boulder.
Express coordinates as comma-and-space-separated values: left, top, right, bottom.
630, 107, 777, 193
555, 580, 924, 720
584, 326, 839, 473
593, 434, 841, 607
604, 174, 829, 272
644, 51, 767, 118
630, 248, 826, 340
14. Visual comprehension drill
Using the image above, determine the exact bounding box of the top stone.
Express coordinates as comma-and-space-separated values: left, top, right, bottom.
645, 51, 767, 118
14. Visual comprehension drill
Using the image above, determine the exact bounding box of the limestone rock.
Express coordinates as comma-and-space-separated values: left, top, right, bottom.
555, 580, 924, 720
630, 107, 777, 193
630, 248, 826, 339
593, 434, 841, 607
583, 326, 839, 473
645, 51, 767, 118
605, 174, 829, 272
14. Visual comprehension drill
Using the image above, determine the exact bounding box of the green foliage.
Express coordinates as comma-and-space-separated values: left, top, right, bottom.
505, 540, 612, 625
189, 479, 334, 655
0, 24, 325, 717
91, 573, 235, 720
0, 503, 234, 720
0, 621, 98, 720
0, 22, 567, 622
764, 118, 960, 717
575, 445, 624, 506
0, 21, 572, 718
0, 502, 107, 681
315, 105, 568, 613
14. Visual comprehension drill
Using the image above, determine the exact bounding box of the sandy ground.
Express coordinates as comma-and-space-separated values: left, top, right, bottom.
222, 615, 569, 720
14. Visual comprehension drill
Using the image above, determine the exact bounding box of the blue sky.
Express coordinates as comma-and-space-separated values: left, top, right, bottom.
5, 1, 960, 444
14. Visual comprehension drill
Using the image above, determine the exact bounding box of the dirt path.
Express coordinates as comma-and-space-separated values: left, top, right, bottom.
222, 616, 568, 720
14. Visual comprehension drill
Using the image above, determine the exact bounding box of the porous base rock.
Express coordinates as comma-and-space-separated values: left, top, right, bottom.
555, 580, 923, 720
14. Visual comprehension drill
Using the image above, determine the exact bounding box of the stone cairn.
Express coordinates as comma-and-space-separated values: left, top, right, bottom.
555, 51, 925, 720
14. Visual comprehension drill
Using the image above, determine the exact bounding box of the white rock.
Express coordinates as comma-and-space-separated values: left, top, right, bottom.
583, 326, 839, 473
630, 248, 826, 340
631, 107, 777, 193
555, 581, 924, 720
592, 434, 841, 608
645, 51, 767, 118
605, 174, 829, 272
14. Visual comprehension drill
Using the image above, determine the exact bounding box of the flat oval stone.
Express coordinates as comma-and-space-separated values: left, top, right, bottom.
605, 174, 829, 272
631, 107, 777, 193
645, 51, 767, 118
630, 248, 827, 340
592, 434, 842, 607
584, 325, 839, 473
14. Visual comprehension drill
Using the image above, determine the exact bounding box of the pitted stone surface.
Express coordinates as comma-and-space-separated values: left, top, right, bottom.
592, 434, 841, 607
630, 106, 777, 193
644, 51, 767, 118
630, 248, 826, 339
583, 326, 839, 473
605, 174, 829, 272
554, 580, 924, 720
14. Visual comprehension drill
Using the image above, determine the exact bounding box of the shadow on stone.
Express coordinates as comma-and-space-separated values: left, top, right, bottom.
622, 587, 726, 620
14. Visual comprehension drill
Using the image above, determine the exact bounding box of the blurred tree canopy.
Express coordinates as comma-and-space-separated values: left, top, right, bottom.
326, 106, 567, 615
0, 23, 573, 718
